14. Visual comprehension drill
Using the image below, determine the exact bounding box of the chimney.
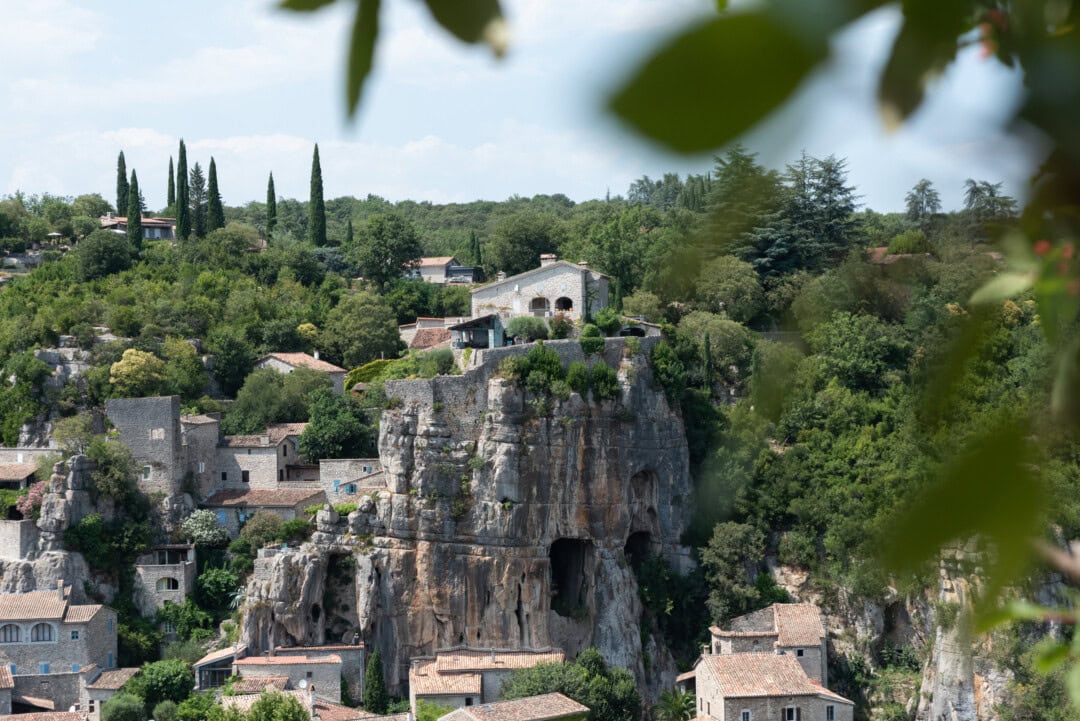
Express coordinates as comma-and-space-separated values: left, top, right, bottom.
56, 579, 65, 602
540, 254, 557, 267
313, 350, 320, 361
578, 260, 588, 268
496, 271, 507, 282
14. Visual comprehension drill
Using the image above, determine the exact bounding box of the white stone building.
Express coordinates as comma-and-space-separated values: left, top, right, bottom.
255, 353, 348, 394
470, 256, 609, 321
409, 648, 565, 713
708, 603, 828, 685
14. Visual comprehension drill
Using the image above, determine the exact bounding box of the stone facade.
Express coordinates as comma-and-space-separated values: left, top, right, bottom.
470, 259, 608, 321
234, 655, 342, 703
316, 459, 384, 500
181, 416, 221, 500
203, 490, 325, 538
133, 546, 196, 617
255, 354, 347, 395
275, 644, 365, 704
0, 450, 54, 467
0, 523, 37, 563
105, 396, 183, 496
217, 446, 282, 490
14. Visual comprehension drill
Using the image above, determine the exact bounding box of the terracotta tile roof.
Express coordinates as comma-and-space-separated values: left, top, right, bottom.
675, 670, 695, 684
11, 698, 56, 711
203, 489, 325, 508
0, 463, 37, 481
0, 586, 70, 621
275, 644, 365, 653
419, 257, 457, 267
267, 423, 308, 444
261, 353, 346, 374
0, 666, 12, 689
410, 328, 451, 350
0, 713, 82, 721
446, 693, 589, 721
433, 648, 565, 673
231, 676, 290, 693
409, 659, 481, 696
774, 604, 826, 647
236, 654, 342, 666
312, 698, 373, 721
194, 645, 246, 667
223, 434, 272, 448
86, 668, 140, 690
181, 414, 219, 425
222, 690, 309, 715
63, 604, 104, 623
698, 653, 851, 702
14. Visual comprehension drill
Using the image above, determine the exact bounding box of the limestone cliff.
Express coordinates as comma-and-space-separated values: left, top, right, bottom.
241, 338, 694, 699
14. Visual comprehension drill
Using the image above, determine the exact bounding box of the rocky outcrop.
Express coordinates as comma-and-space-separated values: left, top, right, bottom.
241, 338, 693, 699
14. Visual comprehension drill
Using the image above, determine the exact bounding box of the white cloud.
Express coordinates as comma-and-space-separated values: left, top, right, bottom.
0, 0, 102, 68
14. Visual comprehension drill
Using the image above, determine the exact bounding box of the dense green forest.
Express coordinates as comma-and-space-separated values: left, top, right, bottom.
0, 145, 1071, 718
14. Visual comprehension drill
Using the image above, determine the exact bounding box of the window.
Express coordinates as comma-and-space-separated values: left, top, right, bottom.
70, 631, 79, 640
465, 699, 473, 706
157, 577, 180, 591
362, 466, 371, 474
89, 700, 95, 713
699, 700, 703, 711
107, 653, 114, 668
39, 663, 49, 674
107, 619, 114, 633
283, 445, 288, 457
346, 484, 356, 495
162, 622, 176, 634
306, 671, 313, 678
30, 623, 54, 642
783, 708, 801, 721
72, 664, 79, 673
221, 471, 228, 482
142, 466, 151, 480
741, 712, 751, 721
796, 648, 804, 657
333, 479, 340, 493
242, 470, 250, 484
706, 703, 710, 715
278, 469, 284, 483
826, 706, 834, 721
0, 624, 20, 643
217, 510, 227, 524
198, 462, 205, 473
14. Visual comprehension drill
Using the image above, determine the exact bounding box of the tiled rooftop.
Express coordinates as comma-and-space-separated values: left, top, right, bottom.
0, 586, 70, 621
0, 713, 81, 721
262, 353, 346, 374
0, 463, 37, 481
203, 489, 324, 508
409, 659, 481, 696
86, 668, 140, 690
230, 676, 290, 693
433, 648, 565, 673
193, 645, 246, 667
712, 603, 825, 648
441, 693, 589, 721
236, 654, 342, 666
698, 653, 851, 702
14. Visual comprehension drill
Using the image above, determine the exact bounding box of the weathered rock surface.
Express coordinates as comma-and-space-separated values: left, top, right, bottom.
241, 338, 693, 699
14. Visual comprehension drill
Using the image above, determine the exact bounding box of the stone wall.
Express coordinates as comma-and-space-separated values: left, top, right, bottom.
182, 419, 220, 499
471, 263, 609, 320
0, 522, 38, 562
13, 671, 82, 711
721, 696, 852, 721
216, 446, 282, 490
236, 659, 341, 703
105, 396, 183, 496
0, 449, 54, 466
0, 607, 117, 677
134, 559, 196, 617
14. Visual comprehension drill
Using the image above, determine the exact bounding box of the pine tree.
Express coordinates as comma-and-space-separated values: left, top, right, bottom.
176, 140, 190, 240
116, 151, 129, 216
363, 649, 388, 713
189, 162, 208, 238
206, 157, 224, 233
345, 218, 354, 247
167, 156, 176, 210
266, 172, 277, 238
307, 144, 327, 246
469, 229, 482, 266
127, 170, 143, 252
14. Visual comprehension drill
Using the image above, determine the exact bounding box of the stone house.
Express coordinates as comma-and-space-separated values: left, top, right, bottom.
221, 688, 381, 721
255, 353, 347, 395
201, 488, 325, 538
692, 653, 853, 721
180, 414, 221, 499
315, 459, 384, 501
99, 214, 175, 241
234, 654, 343, 703
81, 667, 139, 721
708, 603, 828, 685
398, 318, 467, 350
275, 643, 366, 705
133, 545, 196, 618
0, 521, 38, 562
106, 396, 185, 497
470, 256, 609, 321
0, 465, 37, 491
0, 583, 118, 712
436, 693, 588, 721
217, 424, 309, 490
410, 257, 459, 284
194, 645, 246, 691
409, 648, 565, 713
0, 713, 80, 721
0, 667, 12, 715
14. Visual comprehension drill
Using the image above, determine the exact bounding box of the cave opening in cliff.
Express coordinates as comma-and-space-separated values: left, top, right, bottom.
549, 538, 593, 618
623, 531, 652, 569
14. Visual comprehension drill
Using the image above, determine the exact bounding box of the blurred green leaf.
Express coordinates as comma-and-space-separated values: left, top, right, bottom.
969, 271, 1034, 305
423, 0, 505, 55
346, 0, 381, 118
883, 416, 1045, 610
878, 0, 966, 127
1035, 640, 1070, 673
1051, 337, 1080, 425
1067, 663, 1080, 707
715, 0, 728, 10
609, 13, 827, 153
279, 0, 336, 11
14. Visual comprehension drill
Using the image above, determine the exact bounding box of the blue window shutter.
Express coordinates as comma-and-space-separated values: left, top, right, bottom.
217, 510, 227, 524
107, 653, 114, 668
39, 663, 48, 674
72, 664, 80, 673
333, 479, 340, 493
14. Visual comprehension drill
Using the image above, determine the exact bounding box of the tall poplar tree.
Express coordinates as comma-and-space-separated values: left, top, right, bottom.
345, 219, 353, 247
176, 140, 190, 240
189, 162, 208, 238
266, 172, 277, 237
167, 157, 176, 210
206, 157, 224, 233
307, 144, 327, 247
469, 229, 482, 266
116, 151, 129, 216
126, 170, 143, 252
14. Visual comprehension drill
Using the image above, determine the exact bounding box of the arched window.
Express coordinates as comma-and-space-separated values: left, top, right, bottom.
529, 297, 550, 317
555, 297, 573, 312
0, 624, 19, 643
156, 577, 180, 591
30, 623, 54, 642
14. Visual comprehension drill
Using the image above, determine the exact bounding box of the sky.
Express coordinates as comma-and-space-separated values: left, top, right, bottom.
0, 0, 1045, 213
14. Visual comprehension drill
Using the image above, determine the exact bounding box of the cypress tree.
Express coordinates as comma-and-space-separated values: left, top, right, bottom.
116, 151, 129, 216
307, 144, 327, 247
176, 140, 190, 240
703, 332, 713, 390
206, 157, 224, 233
167, 156, 176, 210
126, 170, 143, 253
266, 172, 277, 237
469, 229, 482, 266
189, 162, 208, 238
363, 649, 388, 713
345, 218, 353, 247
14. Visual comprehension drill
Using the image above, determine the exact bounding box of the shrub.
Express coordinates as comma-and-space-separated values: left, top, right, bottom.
506, 315, 549, 342
156, 599, 213, 641
525, 341, 563, 380
181, 509, 230, 547
499, 356, 529, 381
333, 502, 359, 515
418, 348, 456, 377
102, 693, 146, 721
590, 363, 620, 401
579, 324, 604, 355
195, 567, 240, 613
566, 361, 590, 395
887, 228, 931, 254
153, 701, 178, 721
526, 370, 551, 395
549, 314, 573, 339
125, 658, 194, 710
277, 519, 313, 544
239, 510, 283, 549
15, 480, 45, 520
650, 342, 686, 401
550, 379, 571, 400
593, 307, 623, 336
162, 638, 208, 664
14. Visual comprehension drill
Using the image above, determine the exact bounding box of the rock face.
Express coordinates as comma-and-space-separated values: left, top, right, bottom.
241, 338, 694, 699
